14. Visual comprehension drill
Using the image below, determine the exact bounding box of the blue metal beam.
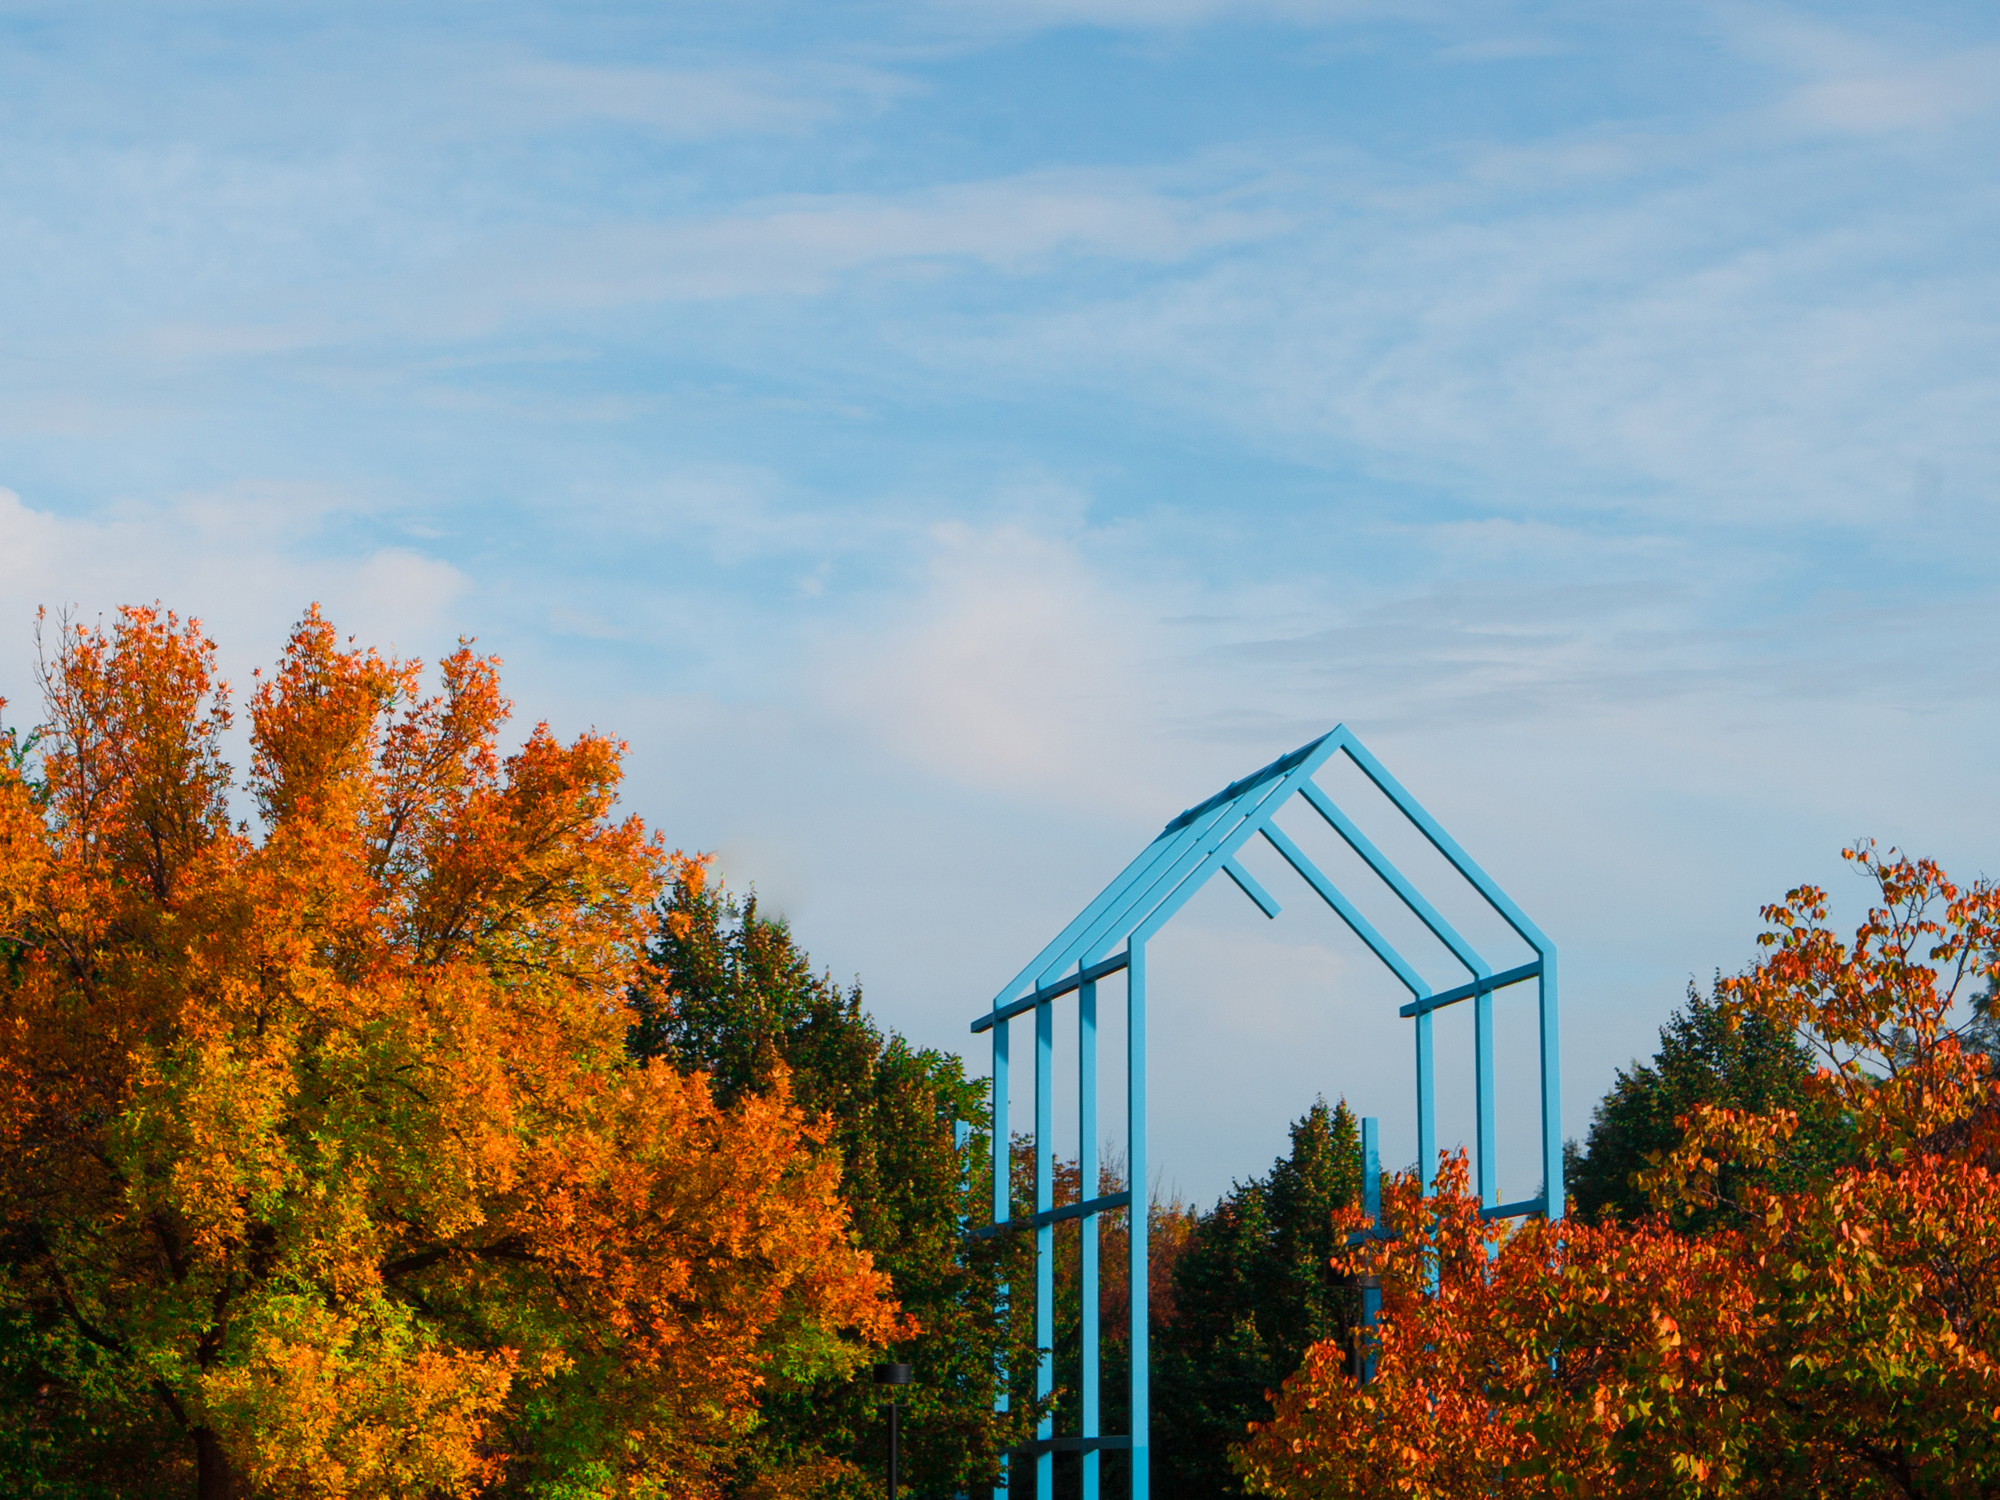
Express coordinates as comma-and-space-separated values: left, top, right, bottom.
1080, 977, 1101, 1500
1334, 730, 1553, 954
990, 1011, 1010, 1500
1041, 799, 1244, 985
1298, 780, 1488, 979
1035, 996, 1054, 1497
1223, 856, 1282, 919
1128, 939, 1149, 1500
1120, 741, 1344, 955
1258, 825, 1429, 1001
1396, 960, 1541, 1017
1360, 1116, 1381, 1385
972, 952, 1129, 1034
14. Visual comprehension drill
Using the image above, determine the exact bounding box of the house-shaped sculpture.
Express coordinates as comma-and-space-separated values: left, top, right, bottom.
969, 725, 1561, 1500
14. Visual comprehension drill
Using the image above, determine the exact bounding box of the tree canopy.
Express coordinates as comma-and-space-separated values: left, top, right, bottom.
627, 859, 1033, 1498
1152, 1098, 1361, 1499
0, 606, 899, 1500
1236, 846, 2000, 1499
1565, 979, 1850, 1228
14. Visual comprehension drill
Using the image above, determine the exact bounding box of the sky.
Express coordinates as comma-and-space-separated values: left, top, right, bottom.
1, 0, 1997, 1206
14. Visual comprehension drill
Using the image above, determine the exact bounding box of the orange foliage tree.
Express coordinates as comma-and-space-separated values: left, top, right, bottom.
0, 606, 901, 1500
1235, 846, 2000, 1500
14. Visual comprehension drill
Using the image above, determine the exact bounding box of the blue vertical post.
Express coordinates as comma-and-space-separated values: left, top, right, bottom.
1079, 978, 1100, 1500
992, 1020, 1010, 1497
1475, 987, 1496, 1210
956, 1118, 972, 1229
1127, 942, 1149, 1500
1359, 1116, 1381, 1384
1539, 952, 1563, 1220
1415, 1009, 1436, 1197
1035, 996, 1054, 1498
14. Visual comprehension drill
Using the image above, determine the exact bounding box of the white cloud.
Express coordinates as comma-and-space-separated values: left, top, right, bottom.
1730, 13, 2000, 136
817, 520, 1162, 805
490, 167, 1293, 310
504, 60, 916, 139
0, 486, 472, 700
930, 0, 1419, 32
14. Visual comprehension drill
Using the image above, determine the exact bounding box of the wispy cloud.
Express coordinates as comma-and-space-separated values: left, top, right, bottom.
503, 60, 917, 139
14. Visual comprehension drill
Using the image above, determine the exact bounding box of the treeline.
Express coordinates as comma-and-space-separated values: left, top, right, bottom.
0, 609, 1016, 1500
15, 606, 1997, 1500
629, 858, 1375, 1500
1237, 847, 2000, 1499
0, 605, 1371, 1500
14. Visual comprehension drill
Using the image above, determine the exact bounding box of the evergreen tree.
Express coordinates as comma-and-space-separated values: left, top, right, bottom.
1565, 978, 1849, 1227
1149, 1098, 1362, 1500
628, 857, 1033, 1499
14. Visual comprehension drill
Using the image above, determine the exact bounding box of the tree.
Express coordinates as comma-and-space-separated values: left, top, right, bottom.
0, 606, 899, 1499
1235, 846, 2000, 1499
1151, 1099, 1361, 1499
628, 860, 1034, 1498
1565, 979, 1848, 1227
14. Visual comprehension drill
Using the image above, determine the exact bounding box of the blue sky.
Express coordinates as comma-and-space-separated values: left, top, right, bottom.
2, 0, 1997, 1203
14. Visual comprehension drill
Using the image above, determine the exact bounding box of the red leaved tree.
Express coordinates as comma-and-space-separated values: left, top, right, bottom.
1236, 846, 2000, 1500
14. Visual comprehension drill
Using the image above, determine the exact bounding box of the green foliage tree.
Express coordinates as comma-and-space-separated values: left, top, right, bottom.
1564, 978, 1849, 1227
627, 857, 1033, 1499
1149, 1098, 1362, 1499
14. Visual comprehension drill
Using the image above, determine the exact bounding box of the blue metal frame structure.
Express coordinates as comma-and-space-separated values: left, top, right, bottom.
968, 726, 1561, 1500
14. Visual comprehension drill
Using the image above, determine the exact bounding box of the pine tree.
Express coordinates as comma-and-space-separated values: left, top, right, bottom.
1151, 1098, 1362, 1499
1565, 978, 1849, 1227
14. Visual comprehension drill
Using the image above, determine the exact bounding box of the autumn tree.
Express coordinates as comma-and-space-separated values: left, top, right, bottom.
0, 606, 900, 1500
1236, 846, 2000, 1500
1565, 979, 1849, 1226
628, 861, 1034, 1497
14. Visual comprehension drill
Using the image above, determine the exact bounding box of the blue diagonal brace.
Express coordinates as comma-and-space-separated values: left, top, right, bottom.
1258, 825, 1429, 1001
1333, 730, 1552, 955
1121, 742, 1345, 954
1223, 857, 1281, 919
1298, 780, 1488, 981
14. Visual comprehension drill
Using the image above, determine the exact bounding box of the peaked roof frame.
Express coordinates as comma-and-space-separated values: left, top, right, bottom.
968, 724, 1562, 1500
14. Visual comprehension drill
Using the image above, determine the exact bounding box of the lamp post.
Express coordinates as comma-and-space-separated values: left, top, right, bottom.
873, 1362, 911, 1500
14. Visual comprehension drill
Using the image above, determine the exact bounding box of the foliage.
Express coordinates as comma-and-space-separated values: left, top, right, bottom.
1565, 979, 1849, 1227
1151, 1098, 1361, 1499
1011, 1101, 1358, 1499
0, 606, 900, 1500
628, 861, 1034, 1498
1017, 1146, 1195, 1500
1235, 845, 2000, 1500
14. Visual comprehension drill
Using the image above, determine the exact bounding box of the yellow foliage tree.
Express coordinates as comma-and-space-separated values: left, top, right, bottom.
0, 606, 901, 1500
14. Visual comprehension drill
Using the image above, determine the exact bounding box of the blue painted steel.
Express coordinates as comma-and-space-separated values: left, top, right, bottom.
974, 726, 1559, 1496
1080, 977, 1100, 1500
973, 953, 1129, 1035
1259, 825, 1427, 999
1128, 941, 1149, 1500
1298, 781, 1488, 979
1123, 751, 1338, 954
1415, 1009, 1436, 1197
1036, 998, 1054, 1497
1540, 955, 1564, 1221
1360, 1116, 1382, 1385
991, 1014, 1010, 1495
1397, 960, 1541, 1018
1222, 856, 1281, 919
969, 1191, 1130, 1239
1476, 987, 1497, 1208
